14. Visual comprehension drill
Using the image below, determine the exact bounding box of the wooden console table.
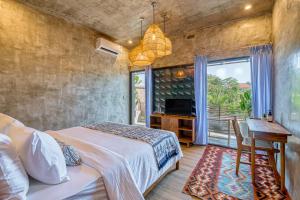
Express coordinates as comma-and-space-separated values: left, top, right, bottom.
150, 113, 195, 147
246, 118, 292, 192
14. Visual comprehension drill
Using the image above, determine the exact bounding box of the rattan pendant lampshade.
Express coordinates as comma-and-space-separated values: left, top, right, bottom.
129, 18, 155, 66
143, 2, 166, 57
143, 24, 166, 57
129, 2, 172, 65
129, 40, 155, 66
175, 69, 187, 79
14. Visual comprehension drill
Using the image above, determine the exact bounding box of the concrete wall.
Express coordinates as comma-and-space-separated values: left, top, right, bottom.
131, 14, 272, 70
272, 0, 300, 199
0, 0, 130, 131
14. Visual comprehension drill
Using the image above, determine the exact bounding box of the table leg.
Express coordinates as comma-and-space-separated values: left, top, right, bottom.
251, 135, 256, 184
280, 142, 285, 192
176, 161, 180, 170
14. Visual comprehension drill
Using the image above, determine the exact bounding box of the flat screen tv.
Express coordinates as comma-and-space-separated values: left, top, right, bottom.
165, 99, 193, 115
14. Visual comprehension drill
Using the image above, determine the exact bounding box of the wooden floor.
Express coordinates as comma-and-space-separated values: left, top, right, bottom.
146, 145, 206, 200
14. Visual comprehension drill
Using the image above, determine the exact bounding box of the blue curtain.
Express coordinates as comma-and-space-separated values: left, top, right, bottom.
194, 55, 208, 145
250, 44, 273, 118
145, 66, 152, 127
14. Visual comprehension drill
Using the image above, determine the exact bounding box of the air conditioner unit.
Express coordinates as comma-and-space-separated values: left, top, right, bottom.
96, 38, 121, 56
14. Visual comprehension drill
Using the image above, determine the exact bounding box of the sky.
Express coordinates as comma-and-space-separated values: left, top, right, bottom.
208, 61, 251, 83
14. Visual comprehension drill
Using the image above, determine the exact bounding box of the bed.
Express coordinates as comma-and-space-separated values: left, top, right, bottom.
27, 125, 183, 200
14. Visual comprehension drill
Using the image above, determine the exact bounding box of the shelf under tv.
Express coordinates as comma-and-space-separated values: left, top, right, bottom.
150, 113, 195, 147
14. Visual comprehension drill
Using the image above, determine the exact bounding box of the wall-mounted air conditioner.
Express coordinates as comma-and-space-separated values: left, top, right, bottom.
96, 38, 121, 56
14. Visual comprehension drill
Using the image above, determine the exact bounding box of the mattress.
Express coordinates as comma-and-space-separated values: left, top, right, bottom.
65, 176, 108, 200
27, 164, 102, 200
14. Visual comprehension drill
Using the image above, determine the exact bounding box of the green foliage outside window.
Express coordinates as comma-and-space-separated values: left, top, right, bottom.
208, 75, 251, 117
240, 90, 252, 118
134, 75, 142, 105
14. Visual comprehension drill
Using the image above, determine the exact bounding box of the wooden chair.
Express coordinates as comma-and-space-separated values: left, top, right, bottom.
231, 116, 279, 178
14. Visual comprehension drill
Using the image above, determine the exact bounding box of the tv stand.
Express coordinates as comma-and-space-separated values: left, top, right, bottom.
150, 113, 195, 147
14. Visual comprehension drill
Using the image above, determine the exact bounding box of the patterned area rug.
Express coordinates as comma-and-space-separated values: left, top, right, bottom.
183, 145, 289, 200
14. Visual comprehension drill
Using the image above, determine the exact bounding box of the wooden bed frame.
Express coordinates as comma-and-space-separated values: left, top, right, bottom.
143, 161, 180, 197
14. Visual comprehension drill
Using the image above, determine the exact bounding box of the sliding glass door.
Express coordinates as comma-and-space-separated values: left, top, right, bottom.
130, 71, 146, 125
207, 57, 251, 147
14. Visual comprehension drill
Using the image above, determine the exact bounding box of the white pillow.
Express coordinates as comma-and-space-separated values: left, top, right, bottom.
0, 113, 25, 135
9, 127, 69, 184
7, 126, 34, 152
0, 134, 29, 200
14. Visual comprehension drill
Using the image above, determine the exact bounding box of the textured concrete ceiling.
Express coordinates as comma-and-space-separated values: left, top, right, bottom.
19, 0, 274, 48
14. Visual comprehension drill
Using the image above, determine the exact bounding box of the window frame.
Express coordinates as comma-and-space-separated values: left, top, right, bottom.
129, 70, 145, 125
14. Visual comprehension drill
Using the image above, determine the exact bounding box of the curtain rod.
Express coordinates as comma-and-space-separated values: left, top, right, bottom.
238, 42, 272, 49
197, 42, 273, 55
151, 56, 250, 70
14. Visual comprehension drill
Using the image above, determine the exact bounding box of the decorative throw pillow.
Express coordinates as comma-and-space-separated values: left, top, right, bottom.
0, 134, 29, 200
55, 139, 82, 166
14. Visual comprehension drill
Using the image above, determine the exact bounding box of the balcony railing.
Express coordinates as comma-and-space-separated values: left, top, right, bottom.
208, 105, 245, 147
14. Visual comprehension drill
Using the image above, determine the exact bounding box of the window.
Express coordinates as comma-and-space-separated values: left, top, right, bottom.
130, 71, 146, 125
207, 57, 251, 147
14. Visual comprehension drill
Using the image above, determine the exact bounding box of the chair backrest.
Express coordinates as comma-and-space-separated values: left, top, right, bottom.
231, 116, 243, 148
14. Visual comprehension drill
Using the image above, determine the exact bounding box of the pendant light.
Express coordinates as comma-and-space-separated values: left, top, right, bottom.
129, 18, 155, 66
162, 13, 172, 56
175, 68, 186, 79
143, 1, 166, 57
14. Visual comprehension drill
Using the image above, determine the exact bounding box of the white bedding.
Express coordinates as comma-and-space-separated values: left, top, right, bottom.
28, 165, 100, 200
66, 175, 108, 200
56, 127, 182, 191
28, 126, 182, 200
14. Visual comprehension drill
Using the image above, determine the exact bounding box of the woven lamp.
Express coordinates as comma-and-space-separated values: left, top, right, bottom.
142, 2, 166, 57
143, 24, 166, 57
129, 40, 155, 66
175, 69, 186, 79
129, 18, 155, 66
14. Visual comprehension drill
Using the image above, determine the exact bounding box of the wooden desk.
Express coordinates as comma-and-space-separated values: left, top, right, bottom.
246, 119, 292, 192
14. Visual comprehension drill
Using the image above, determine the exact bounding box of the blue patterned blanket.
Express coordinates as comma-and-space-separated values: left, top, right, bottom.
84, 122, 179, 170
